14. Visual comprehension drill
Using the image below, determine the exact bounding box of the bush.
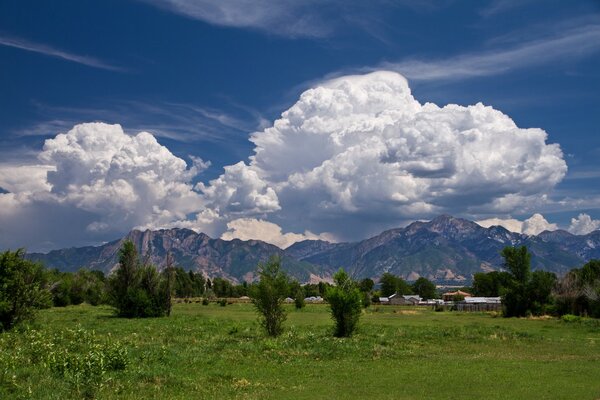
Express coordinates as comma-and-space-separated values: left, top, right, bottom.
202, 298, 210, 306
0, 249, 51, 331
294, 288, 305, 310
218, 298, 227, 307
250, 255, 289, 337
325, 269, 362, 337
107, 241, 170, 318
561, 314, 581, 323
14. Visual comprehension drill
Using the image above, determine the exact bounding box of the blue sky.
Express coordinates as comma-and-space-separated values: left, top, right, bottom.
1, 0, 600, 251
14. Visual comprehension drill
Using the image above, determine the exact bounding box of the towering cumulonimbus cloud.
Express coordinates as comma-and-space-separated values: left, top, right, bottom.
205, 71, 567, 239
0, 71, 571, 250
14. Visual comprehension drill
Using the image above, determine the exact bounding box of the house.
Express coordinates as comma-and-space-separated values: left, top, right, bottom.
378, 297, 390, 304
388, 294, 422, 305
442, 290, 472, 302
464, 297, 501, 304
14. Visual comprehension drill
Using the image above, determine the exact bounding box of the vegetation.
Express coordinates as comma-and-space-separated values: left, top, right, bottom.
379, 272, 412, 297
554, 259, 600, 317
0, 249, 51, 331
294, 288, 305, 310
1, 303, 600, 399
411, 277, 437, 299
325, 269, 362, 337
49, 269, 107, 307
502, 246, 534, 317
107, 241, 171, 318
250, 255, 289, 337
472, 271, 512, 297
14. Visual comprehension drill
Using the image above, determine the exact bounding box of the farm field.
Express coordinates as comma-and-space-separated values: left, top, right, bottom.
1, 303, 599, 400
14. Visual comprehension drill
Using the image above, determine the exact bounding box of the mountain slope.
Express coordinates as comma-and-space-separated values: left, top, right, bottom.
285, 215, 588, 281
26, 215, 600, 283
28, 228, 332, 283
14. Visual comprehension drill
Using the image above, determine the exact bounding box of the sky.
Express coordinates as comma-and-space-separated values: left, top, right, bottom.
1, 0, 600, 252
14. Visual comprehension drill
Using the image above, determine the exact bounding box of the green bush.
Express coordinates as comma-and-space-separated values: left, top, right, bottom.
561, 314, 581, 323
325, 269, 362, 337
0, 249, 51, 331
218, 298, 227, 307
202, 298, 210, 306
250, 255, 289, 337
107, 241, 171, 318
294, 288, 305, 310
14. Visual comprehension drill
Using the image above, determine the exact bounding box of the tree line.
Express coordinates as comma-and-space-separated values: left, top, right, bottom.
2, 242, 599, 335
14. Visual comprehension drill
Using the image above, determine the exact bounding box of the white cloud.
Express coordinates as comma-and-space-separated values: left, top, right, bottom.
476, 213, 557, 235
140, 0, 424, 39
196, 161, 280, 215
0, 35, 123, 71
381, 24, 600, 81
221, 218, 335, 249
568, 213, 600, 235
0, 164, 54, 193
141, 0, 335, 38
521, 213, 557, 235
0, 123, 207, 250
0, 71, 573, 250
203, 71, 565, 240
476, 217, 523, 233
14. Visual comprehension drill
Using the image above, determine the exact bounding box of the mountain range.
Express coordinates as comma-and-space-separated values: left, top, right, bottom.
26, 215, 600, 283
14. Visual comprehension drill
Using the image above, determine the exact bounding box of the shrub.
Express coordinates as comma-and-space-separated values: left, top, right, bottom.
294, 288, 305, 310
561, 314, 581, 323
202, 298, 210, 306
107, 241, 170, 318
250, 255, 289, 337
326, 269, 362, 337
0, 249, 51, 331
218, 298, 227, 307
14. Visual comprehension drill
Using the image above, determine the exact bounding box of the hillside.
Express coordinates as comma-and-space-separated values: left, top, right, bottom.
27, 215, 600, 283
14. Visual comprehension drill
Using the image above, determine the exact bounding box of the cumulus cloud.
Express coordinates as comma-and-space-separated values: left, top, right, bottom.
476, 213, 558, 235
0, 71, 572, 250
205, 71, 566, 240
221, 218, 335, 249
568, 213, 600, 235
0, 123, 207, 250
476, 217, 524, 233
521, 213, 558, 235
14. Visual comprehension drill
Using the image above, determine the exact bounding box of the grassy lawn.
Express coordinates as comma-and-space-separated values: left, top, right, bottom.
1, 303, 599, 399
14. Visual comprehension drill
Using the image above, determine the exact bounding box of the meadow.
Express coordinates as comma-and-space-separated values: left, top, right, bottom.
1, 303, 599, 400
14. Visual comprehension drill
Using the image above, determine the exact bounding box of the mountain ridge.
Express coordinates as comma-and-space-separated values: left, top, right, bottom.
26, 216, 600, 283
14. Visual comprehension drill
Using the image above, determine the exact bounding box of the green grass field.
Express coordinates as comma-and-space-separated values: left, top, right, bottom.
1, 303, 599, 399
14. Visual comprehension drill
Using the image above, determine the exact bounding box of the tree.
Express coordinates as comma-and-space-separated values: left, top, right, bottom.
380, 273, 399, 297
501, 246, 532, 317
412, 277, 437, 300
472, 271, 512, 297
294, 287, 305, 310
250, 255, 289, 336
554, 260, 600, 317
528, 270, 557, 315
380, 272, 412, 297
326, 269, 362, 337
358, 278, 374, 293
107, 241, 170, 318
0, 249, 51, 331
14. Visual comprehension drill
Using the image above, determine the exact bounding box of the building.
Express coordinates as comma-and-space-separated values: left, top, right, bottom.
442, 290, 472, 302
388, 294, 422, 305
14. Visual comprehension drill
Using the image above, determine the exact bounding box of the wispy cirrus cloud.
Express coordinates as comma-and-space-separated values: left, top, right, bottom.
139, 0, 440, 39
381, 23, 600, 81
0, 34, 124, 71
12, 99, 266, 146
479, 0, 538, 18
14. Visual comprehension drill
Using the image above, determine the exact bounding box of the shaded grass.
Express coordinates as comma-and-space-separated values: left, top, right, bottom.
1, 303, 599, 399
